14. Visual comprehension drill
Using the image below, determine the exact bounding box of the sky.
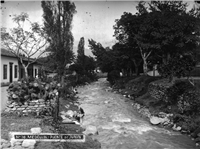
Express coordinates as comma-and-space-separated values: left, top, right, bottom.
0, 0, 198, 56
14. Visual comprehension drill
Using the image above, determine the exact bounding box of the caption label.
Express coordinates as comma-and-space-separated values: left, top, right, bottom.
10, 132, 85, 142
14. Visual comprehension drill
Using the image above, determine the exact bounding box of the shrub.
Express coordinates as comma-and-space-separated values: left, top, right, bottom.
148, 81, 170, 103
107, 70, 120, 85
7, 78, 62, 104
177, 89, 200, 115
167, 81, 195, 105
149, 79, 200, 115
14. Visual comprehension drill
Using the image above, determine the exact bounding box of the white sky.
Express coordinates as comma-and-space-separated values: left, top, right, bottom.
0, 1, 198, 56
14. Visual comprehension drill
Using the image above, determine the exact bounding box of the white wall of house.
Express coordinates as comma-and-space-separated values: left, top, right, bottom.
1, 56, 19, 83
33, 65, 40, 78
147, 70, 160, 76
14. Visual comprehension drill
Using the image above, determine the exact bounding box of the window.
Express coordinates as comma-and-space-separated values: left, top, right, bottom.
14, 65, 18, 78
3, 65, 7, 79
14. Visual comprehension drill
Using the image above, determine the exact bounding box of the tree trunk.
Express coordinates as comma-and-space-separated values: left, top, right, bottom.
139, 49, 151, 76
169, 74, 175, 84
132, 59, 140, 76
143, 60, 148, 76
24, 66, 28, 78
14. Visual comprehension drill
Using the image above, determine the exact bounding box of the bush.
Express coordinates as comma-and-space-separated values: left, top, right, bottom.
177, 89, 200, 115
166, 81, 195, 105
148, 81, 171, 103
149, 79, 200, 115
7, 78, 61, 104
107, 70, 120, 85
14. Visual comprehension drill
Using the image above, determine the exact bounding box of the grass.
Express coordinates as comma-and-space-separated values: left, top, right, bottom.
1, 96, 101, 149
1, 113, 53, 140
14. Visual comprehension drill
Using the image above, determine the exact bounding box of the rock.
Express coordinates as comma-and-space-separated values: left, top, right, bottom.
14, 141, 22, 146
65, 104, 70, 109
150, 116, 163, 125
104, 101, 109, 104
166, 113, 173, 117
31, 127, 42, 134
23, 110, 28, 113
181, 130, 188, 134
1, 139, 8, 144
22, 140, 36, 148
38, 99, 45, 102
158, 112, 167, 118
27, 145, 35, 149
163, 121, 170, 126
13, 145, 24, 149
10, 138, 18, 147
62, 118, 73, 123
195, 137, 200, 143
172, 124, 181, 131
196, 143, 199, 146
29, 102, 36, 106
66, 110, 74, 117
136, 104, 140, 109
12, 94, 18, 99
112, 117, 131, 123
2, 142, 11, 148
8, 104, 14, 108
83, 125, 98, 136
60, 111, 67, 115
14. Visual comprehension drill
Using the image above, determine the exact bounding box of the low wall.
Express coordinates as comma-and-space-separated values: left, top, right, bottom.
4, 98, 56, 114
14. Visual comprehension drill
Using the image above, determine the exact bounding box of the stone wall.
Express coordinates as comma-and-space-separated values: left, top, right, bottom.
4, 98, 56, 115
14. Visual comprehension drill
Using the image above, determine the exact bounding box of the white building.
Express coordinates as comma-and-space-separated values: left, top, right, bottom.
1, 48, 41, 84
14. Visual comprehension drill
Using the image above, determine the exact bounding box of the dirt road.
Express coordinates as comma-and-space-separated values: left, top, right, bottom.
77, 78, 197, 149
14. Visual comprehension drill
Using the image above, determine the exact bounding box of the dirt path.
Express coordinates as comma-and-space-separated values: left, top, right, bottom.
77, 78, 197, 149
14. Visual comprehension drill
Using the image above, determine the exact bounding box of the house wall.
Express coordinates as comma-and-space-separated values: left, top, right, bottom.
0, 86, 8, 112
1, 56, 19, 83
147, 70, 160, 76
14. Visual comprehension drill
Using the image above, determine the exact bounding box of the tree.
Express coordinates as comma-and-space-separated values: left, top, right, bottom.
113, 12, 145, 75
1, 13, 48, 78
88, 39, 116, 73
112, 42, 142, 76
114, 1, 200, 80
158, 53, 196, 84
41, 1, 76, 83
147, 1, 200, 82
77, 37, 85, 73
71, 37, 96, 75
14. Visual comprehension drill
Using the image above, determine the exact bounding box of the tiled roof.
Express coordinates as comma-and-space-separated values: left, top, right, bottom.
1, 48, 17, 58
1, 48, 42, 65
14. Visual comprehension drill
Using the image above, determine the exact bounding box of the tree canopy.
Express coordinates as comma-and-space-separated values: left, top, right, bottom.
113, 1, 200, 80
1, 12, 48, 78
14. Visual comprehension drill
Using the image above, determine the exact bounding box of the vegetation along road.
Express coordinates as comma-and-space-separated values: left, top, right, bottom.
77, 78, 197, 149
